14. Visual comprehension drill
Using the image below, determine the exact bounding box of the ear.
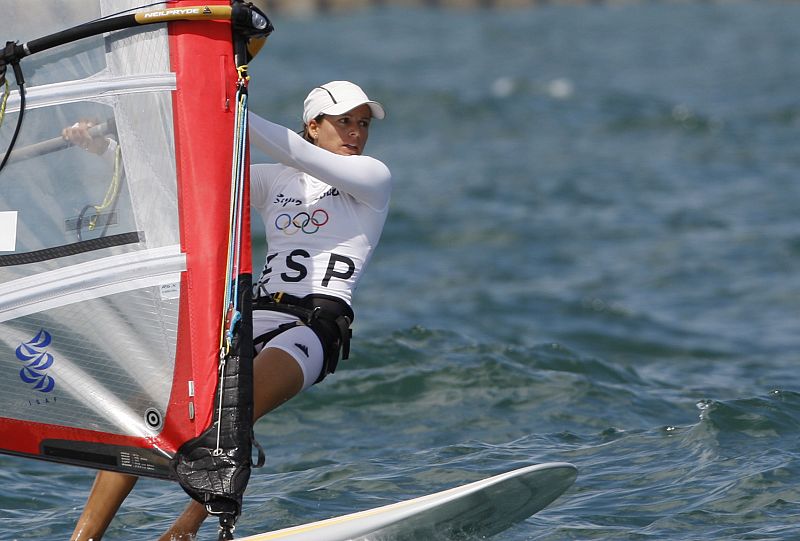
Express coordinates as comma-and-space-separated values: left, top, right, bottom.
307, 119, 320, 140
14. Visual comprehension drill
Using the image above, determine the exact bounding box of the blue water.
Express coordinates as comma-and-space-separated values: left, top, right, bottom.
3, 2, 800, 539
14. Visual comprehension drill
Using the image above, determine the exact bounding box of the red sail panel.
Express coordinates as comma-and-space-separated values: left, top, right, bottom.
160, 1, 243, 450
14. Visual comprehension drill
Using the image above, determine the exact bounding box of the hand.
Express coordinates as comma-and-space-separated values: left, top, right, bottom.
62, 120, 110, 155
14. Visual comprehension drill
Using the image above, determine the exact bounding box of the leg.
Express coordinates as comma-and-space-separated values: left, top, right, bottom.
252, 346, 306, 419
156, 499, 210, 541
157, 347, 306, 541
70, 470, 138, 541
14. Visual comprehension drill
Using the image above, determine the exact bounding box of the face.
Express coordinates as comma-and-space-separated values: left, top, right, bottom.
308, 104, 372, 156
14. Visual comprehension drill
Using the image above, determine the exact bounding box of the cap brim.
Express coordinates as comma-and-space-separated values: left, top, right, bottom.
321, 99, 385, 120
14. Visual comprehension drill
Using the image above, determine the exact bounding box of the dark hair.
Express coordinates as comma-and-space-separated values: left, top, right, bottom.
301, 114, 325, 144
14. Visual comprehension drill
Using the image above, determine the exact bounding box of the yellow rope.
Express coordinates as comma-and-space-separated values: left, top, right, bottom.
88, 143, 122, 230
0, 79, 10, 129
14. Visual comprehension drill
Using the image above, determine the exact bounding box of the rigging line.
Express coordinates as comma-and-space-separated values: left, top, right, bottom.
230, 69, 251, 260
94, 144, 124, 215
214, 69, 249, 456
0, 60, 25, 174
0, 79, 9, 128
229, 91, 248, 301
98, 147, 127, 239
218, 124, 239, 352
229, 85, 250, 315
213, 354, 227, 457
76, 141, 124, 240
218, 79, 244, 347
219, 74, 250, 353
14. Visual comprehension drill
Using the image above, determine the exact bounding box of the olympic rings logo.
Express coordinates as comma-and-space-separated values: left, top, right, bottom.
275, 209, 329, 235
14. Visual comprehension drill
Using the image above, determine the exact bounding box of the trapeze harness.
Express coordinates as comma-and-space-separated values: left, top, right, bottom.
252, 286, 354, 384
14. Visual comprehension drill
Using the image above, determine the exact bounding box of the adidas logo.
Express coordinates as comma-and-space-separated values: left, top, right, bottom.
294, 343, 309, 357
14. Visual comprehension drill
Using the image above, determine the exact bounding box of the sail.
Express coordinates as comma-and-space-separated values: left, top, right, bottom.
0, 0, 258, 503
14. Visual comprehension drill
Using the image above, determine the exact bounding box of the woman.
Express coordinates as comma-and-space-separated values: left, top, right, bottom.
69, 80, 391, 540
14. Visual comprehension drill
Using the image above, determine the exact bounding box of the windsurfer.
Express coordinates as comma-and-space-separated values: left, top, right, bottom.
67, 80, 391, 540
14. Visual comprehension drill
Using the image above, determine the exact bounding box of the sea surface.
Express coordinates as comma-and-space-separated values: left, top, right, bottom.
3, 2, 800, 539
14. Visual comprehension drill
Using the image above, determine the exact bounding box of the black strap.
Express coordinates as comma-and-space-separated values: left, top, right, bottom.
252, 321, 301, 353
335, 315, 351, 359
251, 428, 265, 468
252, 289, 354, 382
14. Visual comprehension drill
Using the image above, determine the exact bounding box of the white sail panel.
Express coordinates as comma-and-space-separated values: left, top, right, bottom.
0, 0, 181, 443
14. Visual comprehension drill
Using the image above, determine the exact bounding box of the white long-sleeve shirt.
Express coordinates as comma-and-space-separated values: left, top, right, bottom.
249, 112, 391, 306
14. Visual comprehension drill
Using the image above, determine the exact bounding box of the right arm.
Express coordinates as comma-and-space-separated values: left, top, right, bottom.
249, 112, 391, 211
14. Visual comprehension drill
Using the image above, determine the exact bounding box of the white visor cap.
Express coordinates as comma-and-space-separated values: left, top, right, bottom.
303, 81, 386, 125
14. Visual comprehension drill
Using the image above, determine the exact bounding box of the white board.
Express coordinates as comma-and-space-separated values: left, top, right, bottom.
240, 462, 577, 541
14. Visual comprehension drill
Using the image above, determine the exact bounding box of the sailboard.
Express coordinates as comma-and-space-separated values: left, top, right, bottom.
0, 0, 272, 535
240, 462, 577, 541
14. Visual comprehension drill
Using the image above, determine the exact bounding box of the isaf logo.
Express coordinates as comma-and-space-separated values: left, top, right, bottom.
15, 329, 56, 393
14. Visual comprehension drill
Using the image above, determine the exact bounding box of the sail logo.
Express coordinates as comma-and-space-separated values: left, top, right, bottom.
15, 329, 56, 393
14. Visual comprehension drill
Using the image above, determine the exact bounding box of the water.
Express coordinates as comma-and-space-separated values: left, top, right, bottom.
3, 2, 800, 539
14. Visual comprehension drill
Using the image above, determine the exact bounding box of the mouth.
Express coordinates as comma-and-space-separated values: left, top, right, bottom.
342, 143, 360, 155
